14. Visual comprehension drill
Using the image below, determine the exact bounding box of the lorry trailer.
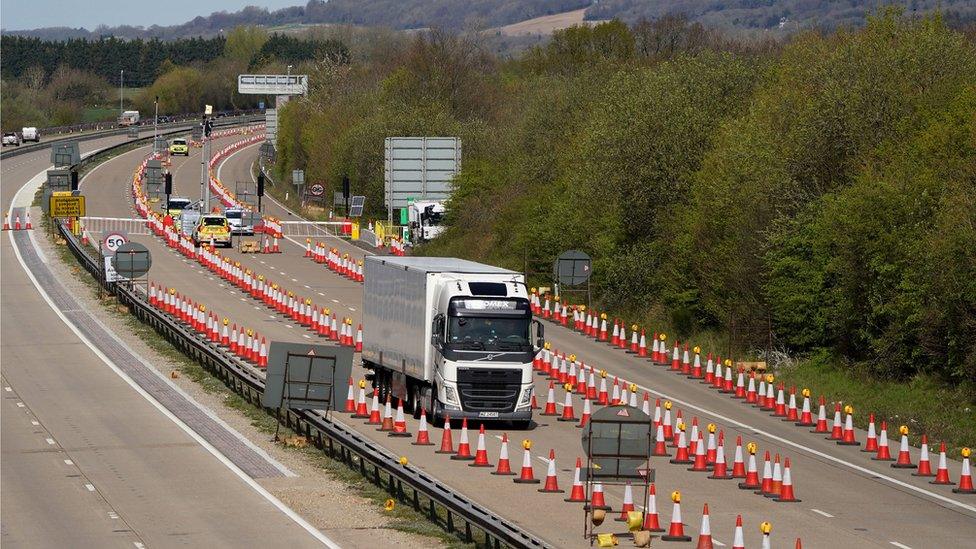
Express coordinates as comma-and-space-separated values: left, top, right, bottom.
362, 256, 543, 427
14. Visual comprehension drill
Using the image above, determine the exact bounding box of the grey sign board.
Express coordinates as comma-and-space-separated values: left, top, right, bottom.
384, 137, 461, 209
235, 181, 258, 206
262, 342, 353, 411
581, 405, 654, 481
265, 108, 278, 147
292, 169, 304, 186
554, 250, 592, 286
112, 242, 152, 279
51, 141, 80, 167
46, 169, 72, 192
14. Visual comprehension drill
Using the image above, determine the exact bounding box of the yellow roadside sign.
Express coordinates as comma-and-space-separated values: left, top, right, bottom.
50, 195, 86, 217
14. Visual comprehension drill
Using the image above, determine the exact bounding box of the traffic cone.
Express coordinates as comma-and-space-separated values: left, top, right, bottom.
670, 345, 681, 371
696, 504, 714, 549
731, 515, 745, 549
838, 407, 860, 446
564, 457, 587, 502
784, 387, 798, 421
754, 451, 773, 495
764, 454, 782, 498
710, 434, 732, 479
13, 215, 20, 231
827, 403, 843, 440
774, 458, 801, 502
892, 426, 914, 468
435, 416, 454, 454
733, 368, 746, 398
642, 483, 665, 532
929, 441, 953, 484
773, 385, 787, 417
366, 389, 382, 425
670, 427, 692, 465
610, 378, 621, 405
744, 373, 757, 403
689, 434, 709, 472
577, 397, 592, 428
914, 435, 933, 476
541, 382, 557, 416
812, 396, 829, 433
355, 324, 363, 352
661, 492, 692, 542
389, 399, 410, 437
24, 212, 32, 230
343, 378, 356, 412
597, 374, 609, 405
469, 425, 492, 467
738, 446, 761, 489
539, 450, 563, 493
642, 392, 651, 416
513, 441, 539, 484
612, 481, 635, 521
378, 395, 395, 431
953, 449, 974, 494
558, 388, 577, 422
258, 338, 268, 367
653, 424, 670, 457
863, 414, 879, 452
492, 434, 514, 475
672, 411, 684, 447
731, 436, 746, 478
873, 422, 893, 461
452, 418, 474, 460
354, 382, 369, 418
413, 408, 433, 446
587, 482, 611, 511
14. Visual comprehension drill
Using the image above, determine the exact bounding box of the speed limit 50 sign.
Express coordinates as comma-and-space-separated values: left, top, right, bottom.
102, 231, 129, 256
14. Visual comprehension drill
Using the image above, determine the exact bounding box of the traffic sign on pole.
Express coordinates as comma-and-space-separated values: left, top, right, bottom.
102, 231, 129, 257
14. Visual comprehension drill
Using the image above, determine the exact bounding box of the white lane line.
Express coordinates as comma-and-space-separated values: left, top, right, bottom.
890, 542, 912, 549
10, 169, 337, 547
16, 402, 25, 407
134, 542, 145, 549
713, 540, 726, 547
304, 284, 310, 289
64, 459, 74, 465
46, 438, 55, 445
31, 420, 39, 426
85, 484, 95, 492
317, 292, 325, 296
811, 508, 834, 518
348, 307, 356, 312
291, 278, 298, 282
331, 299, 339, 304
303, 334, 311, 339
279, 271, 286, 275
4, 386, 11, 391
108, 511, 119, 519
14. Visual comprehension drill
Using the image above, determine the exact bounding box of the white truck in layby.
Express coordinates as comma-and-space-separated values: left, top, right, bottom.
362, 256, 543, 427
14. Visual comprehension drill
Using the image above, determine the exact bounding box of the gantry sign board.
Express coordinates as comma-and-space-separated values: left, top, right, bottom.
265, 109, 278, 147
238, 74, 309, 96
384, 137, 461, 210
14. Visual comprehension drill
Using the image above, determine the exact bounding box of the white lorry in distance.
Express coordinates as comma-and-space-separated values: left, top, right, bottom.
21, 127, 39, 142
362, 256, 543, 428
407, 200, 446, 244
118, 111, 140, 126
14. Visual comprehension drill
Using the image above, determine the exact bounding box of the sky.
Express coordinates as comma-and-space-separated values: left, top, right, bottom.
1, 0, 301, 30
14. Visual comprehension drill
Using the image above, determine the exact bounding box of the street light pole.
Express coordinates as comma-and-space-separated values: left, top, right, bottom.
153, 96, 159, 153
119, 69, 124, 117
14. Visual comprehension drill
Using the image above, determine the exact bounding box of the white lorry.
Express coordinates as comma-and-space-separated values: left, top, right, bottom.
21, 127, 39, 142
118, 111, 140, 126
362, 256, 543, 427
407, 200, 446, 244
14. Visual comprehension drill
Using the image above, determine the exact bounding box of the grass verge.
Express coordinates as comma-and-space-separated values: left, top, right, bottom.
39, 214, 474, 548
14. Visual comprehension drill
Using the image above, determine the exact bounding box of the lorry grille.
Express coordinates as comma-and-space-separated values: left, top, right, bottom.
456, 368, 521, 413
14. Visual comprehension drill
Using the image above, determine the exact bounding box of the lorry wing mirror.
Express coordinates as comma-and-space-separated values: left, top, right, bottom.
533, 319, 544, 349
431, 314, 444, 346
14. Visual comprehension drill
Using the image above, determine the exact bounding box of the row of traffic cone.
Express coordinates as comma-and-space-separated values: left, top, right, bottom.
2, 211, 32, 231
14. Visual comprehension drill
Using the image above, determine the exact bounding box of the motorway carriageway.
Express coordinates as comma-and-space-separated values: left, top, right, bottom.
81, 133, 976, 548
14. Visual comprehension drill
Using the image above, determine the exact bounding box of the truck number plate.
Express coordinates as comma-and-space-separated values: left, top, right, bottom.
478, 411, 499, 418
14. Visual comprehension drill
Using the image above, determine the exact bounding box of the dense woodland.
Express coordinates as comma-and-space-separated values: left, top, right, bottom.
274, 10, 976, 391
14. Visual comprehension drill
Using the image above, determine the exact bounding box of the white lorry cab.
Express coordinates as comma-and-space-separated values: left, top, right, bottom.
118, 111, 140, 126
362, 256, 543, 428
407, 200, 447, 243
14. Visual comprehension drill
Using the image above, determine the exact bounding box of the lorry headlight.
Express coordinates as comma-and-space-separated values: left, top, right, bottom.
443, 385, 460, 406
517, 385, 533, 409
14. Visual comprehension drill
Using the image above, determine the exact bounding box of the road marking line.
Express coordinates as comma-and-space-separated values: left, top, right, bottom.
134, 542, 145, 548
304, 284, 310, 289
303, 334, 311, 339
317, 292, 325, 296
85, 483, 95, 492
890, 542, 912, 549
16, 402, 25, 407
811, 508, 834, 518
291, 278, 298, 282
108, 511, 119, 519
331, 299, 339, 304
64, 459, 73, 465
31, 420, 39, 426
46, 438, 55, 445
4, 386, 11, 391
713, 541, 726, 547
348, 307, 356, 312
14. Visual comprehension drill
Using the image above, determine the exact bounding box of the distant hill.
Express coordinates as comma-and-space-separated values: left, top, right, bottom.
4, 0, 974, 41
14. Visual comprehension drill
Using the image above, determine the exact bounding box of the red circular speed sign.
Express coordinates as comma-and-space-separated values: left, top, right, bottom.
103, 232, 128, 254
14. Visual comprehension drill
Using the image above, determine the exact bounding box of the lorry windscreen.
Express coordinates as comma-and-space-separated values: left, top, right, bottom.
448, 316, 530, 351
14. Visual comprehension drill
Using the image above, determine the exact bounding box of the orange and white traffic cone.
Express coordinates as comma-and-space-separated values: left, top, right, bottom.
827, 403, 843, 440
469, 424, 492, 467
538, 450, 563, 493
642, 483, 665, 532
258, 338, 268, 367
689, 434, 709, 472
25, 212, 32, 230
451, 418, 474, 461
355, 324, 363, 352
541, 381, 557, 416
389, 399, 411, 437
378, 395, 395, 432
558, 387, 576, 422
413, 408, 433, 446
696, 503, 714, 549
892, 426, 914, 468
587, 482, 611, 511
366, 388, 382, 424
436, 415, 454, 454
731, 515, 745, 549
564, 457, 587, 502
492, 433, 514, 475
353, 381, 369, 418
731, 436, 746, 478
838, 406, 860, 446
953, 448, 974, 494
670, 426, 692, 465
653, 424, 670, 457
812, 395, 828, 432
755, 451, 774, 496
774, 458, 801, 502
710, 433, 732, 480
577, 397, 592, 429
863, 413, 879, 452
914, 435, 933, 476
929, 441, 953, 485
661, 491, 692, 542
597, 375, 609, 405
874, 421, 893, 460
614, 482, 635, 521
513, 440, 539, 484
739, 445, 761, 490
343, 378, 356, 413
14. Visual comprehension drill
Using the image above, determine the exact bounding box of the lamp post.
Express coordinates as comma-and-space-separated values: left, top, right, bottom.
119, 69, 124, 117
153, 96, 159, 153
